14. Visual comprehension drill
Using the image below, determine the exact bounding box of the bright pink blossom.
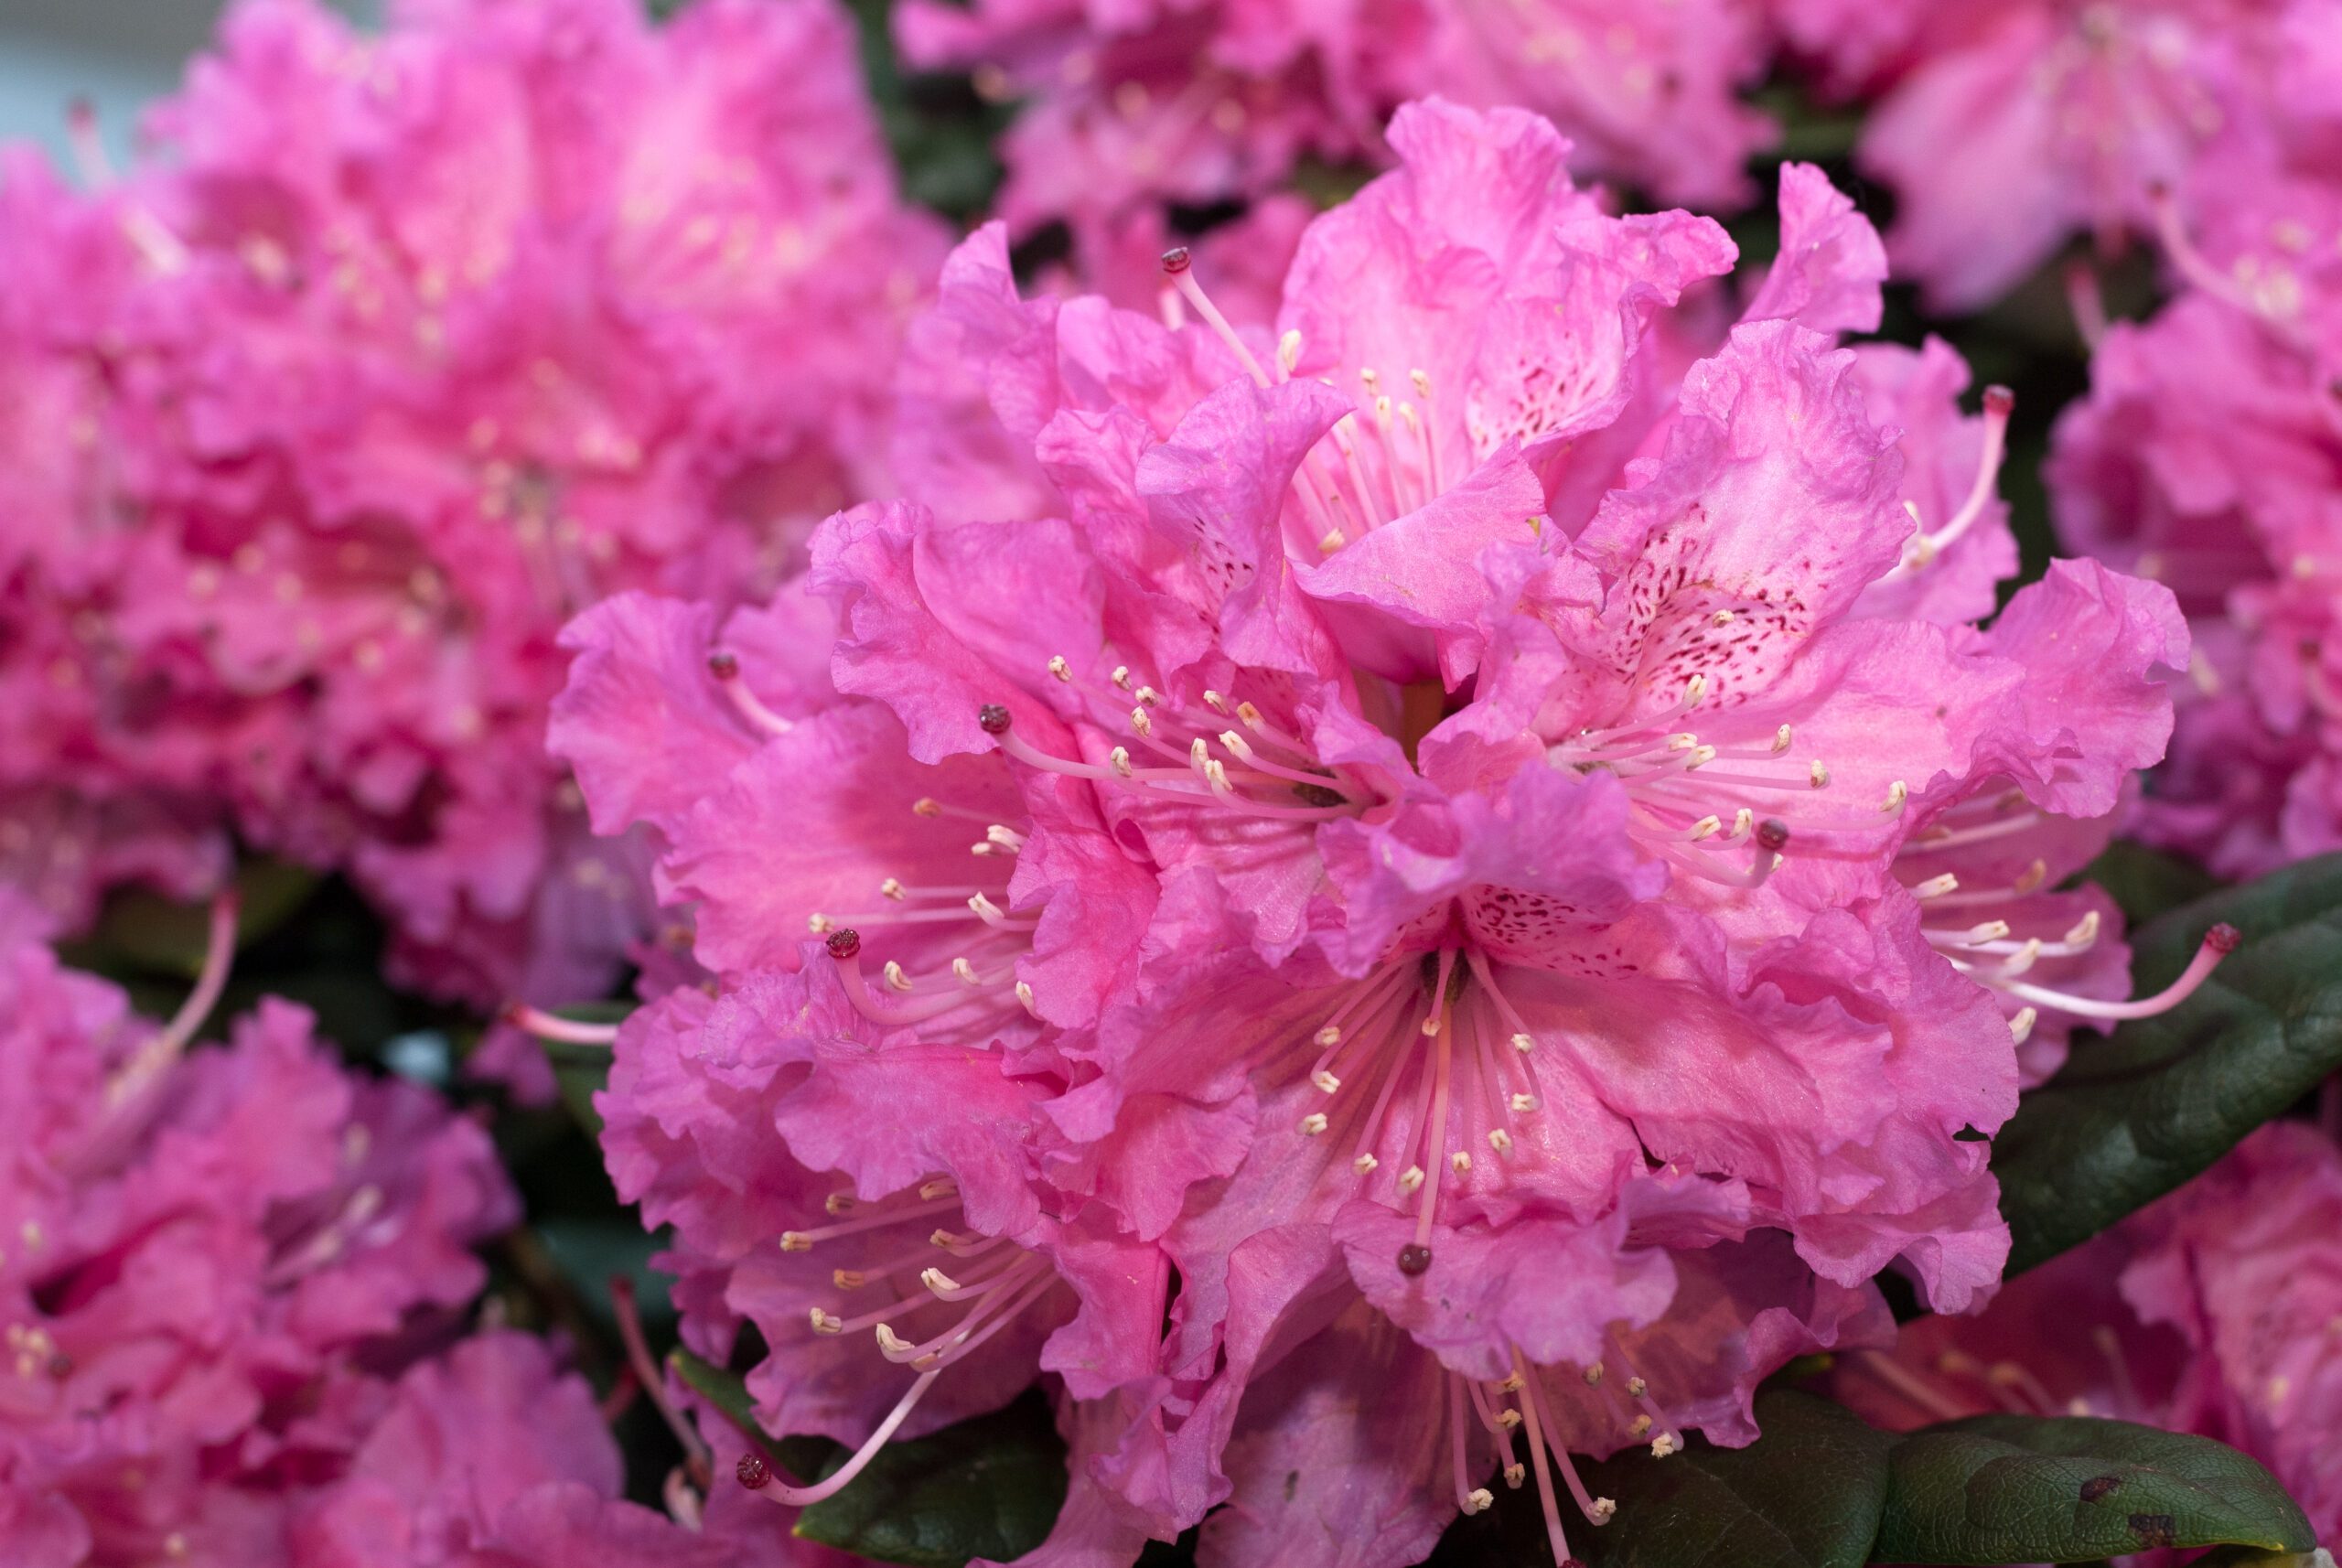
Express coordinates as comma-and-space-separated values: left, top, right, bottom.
0, 0, 945, 1080
551, 103, 2205, 1568
895, 0, 1773, 274
1837, 1120, 2342, 1541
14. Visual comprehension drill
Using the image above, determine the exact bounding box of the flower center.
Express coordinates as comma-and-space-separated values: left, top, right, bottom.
980, 679, 1371, 823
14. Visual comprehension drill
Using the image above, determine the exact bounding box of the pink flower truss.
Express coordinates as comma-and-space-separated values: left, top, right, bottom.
1836, 1120, 2342, 1542
549, 102, 2209, 1568
0, 891, 628, 1567
895, 0, 1772, 263
290, 1331, 737, 1568
0, 0, 946, 1054
0, 151, 236, 932
2048, 198, 2342, 876
1775, 0, 2342, 312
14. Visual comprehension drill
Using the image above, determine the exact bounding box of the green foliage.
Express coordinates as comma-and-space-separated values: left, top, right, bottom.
1873, 1415, 2315, 1564
1995, 853, 2342, 1273
2074, 840, 2221, 929
1423, 1395, 2312, 1568
1577, 1391, 1893, 1568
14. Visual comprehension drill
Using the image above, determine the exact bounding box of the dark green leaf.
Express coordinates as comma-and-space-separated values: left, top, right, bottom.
2072, 840, 2219, 929
1428, 1391, 1890, 1568
1995, 853, 2342, 1273
2191, 1549, 2338, 1568
670, 1348, 837, 1484
668, 1350, 1069, 1567
66, 857, 318, 977
844, 0, 1009, 221
1578, 1391, 1892, 1568
535, 1219, 672, 1326
794, 1387, 1068, 1567
1873, 1414, 2315, 1564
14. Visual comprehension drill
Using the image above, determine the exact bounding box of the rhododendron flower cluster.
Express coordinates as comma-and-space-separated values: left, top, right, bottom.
894, 0, 1772, 264
0, 0, 946, 1060
0, 891, 722, 1568
1836, 1119, 2342, 1542
1773, 0, 2342, 312
2048, 186, 2342, 875
548, 102, 2224, 1566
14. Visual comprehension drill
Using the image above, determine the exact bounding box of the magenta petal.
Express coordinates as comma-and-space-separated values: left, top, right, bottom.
1740, 162, 1886, 336
1295, 447, 1547, 685
550, 593, 757, 839
1134, 377, 1351, 675
1193, 1300, 1455, 1568
1336, 1203, 1672, 1383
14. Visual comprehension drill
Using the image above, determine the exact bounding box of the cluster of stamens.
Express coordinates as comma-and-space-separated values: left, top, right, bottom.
1420, 1343, 1688, 1567
1161, 248, 1451, 560
1899, 790, 2240, 1039
978, 669, 1370, 823
736, 1177, 1058, 1508
1266, 948, 1587, 1283
1851, 1317, 2148, 1427
1544, 676, 1871, 886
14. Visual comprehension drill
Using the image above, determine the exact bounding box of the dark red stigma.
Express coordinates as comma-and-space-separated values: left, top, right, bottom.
2206, 921, 2241, 955
1982, 385, 2014, 416
1159, 245, 1191, 274
1755, 819, 1790, 852
825, 928, 863, 961
707, 650, 740, 681
978, 703, 1013, 735
736, 1453, 771, 1490
1396, 1243, 1433, 1277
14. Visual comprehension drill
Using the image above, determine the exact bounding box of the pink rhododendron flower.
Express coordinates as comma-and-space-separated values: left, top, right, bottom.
586, 966, 1176, 1564
289, 1331, 736, 1568
2048, 220, 2342, 876
0, 894, 733, 1567
549, 101, 2214, 1568
1836, 1120, 2342, 1541
0, 0, 946, 1081
1775, 0, 2342, 312
895, 0, 1772, 272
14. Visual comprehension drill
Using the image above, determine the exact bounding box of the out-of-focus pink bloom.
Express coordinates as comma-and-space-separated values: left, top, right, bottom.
2049, 238, 2342, 876
1837, 1120, 2342, 1542
0, 898, 650, 1568
895, 0, 1772, 269
0, 0, 946, 1079
1776, 0, 2342, 312
289, 1332, 734, 1568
